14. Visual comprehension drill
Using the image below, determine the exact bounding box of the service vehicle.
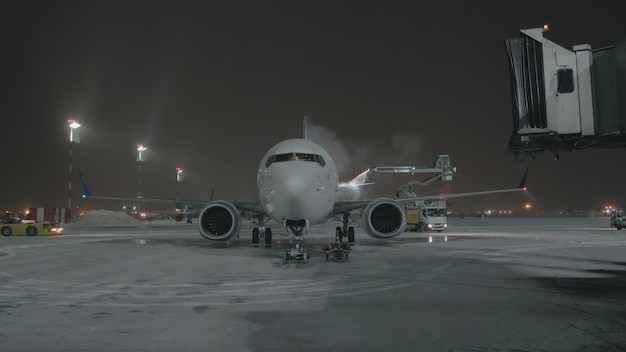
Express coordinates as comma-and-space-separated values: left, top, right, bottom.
395, 181, 448, 232
610, 209, 625, 230
0, 222, 63, 236
404, 199, 448, 232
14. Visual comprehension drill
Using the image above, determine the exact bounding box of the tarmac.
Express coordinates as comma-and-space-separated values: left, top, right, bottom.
1, 216, 625, 351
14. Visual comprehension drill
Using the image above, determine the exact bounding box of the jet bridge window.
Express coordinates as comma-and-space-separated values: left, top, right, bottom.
557, 68, 574, 93
264, 153, 326, 167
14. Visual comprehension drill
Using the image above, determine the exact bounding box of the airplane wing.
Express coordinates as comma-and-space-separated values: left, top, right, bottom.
331, 168, 531, 217
78, 171, 266, 215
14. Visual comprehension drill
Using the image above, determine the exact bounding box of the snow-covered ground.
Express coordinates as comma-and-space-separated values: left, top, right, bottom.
2, 215, 625, 350
68, 209, 141, 226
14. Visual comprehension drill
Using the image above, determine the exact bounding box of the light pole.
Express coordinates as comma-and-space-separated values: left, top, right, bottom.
137, 144, 147, 198
176, 167, 183, 200
135, 144, 147, 214
67, 118, 81, 221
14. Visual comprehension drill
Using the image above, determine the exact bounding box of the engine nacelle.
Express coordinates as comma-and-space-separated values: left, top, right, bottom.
198, 201, 241, 241
363, 198, 406, 238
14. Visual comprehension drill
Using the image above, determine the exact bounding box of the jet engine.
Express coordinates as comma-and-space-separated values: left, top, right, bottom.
198, 201, 241, 241
363, 198, 406, 238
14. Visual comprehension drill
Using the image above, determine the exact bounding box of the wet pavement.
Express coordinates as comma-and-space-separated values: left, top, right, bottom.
1, 217, 625, 351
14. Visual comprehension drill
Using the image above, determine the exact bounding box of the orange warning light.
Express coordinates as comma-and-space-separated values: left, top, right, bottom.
542, 24, 549, 31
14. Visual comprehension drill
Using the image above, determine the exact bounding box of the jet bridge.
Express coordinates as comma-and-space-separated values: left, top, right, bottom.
504, 26, 626, 159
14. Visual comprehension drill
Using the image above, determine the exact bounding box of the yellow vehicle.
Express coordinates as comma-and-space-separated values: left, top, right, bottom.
404, 200, 448, 232
0, 222, 63, 236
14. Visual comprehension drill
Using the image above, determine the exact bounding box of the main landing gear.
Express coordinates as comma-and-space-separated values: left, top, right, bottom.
336, 213, 356, 244
251, 214, 272, 246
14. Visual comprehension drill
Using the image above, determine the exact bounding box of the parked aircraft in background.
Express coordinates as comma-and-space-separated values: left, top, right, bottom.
80, 132, 530, 263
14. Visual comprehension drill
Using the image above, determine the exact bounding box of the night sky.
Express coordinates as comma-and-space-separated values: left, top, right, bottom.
2, 1, 625, 215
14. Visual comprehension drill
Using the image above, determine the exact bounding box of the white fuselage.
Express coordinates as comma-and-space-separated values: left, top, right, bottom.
257, 139, 339, 225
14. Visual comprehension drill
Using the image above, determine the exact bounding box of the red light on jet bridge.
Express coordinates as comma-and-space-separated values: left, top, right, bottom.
542, 24, 549, 31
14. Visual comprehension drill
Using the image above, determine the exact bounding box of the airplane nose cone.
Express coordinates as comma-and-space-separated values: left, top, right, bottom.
273, 174, 321, 220
284, 176, 305, 194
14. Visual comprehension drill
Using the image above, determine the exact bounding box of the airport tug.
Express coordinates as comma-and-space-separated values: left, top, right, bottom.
321, 226, 352, 262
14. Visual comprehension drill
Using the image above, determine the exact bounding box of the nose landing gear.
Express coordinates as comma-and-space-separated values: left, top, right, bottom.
283, 235, 310, 264
282, 219, 310, 264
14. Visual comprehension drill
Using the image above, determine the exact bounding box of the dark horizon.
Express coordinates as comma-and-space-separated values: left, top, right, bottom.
2, 1, 625, 215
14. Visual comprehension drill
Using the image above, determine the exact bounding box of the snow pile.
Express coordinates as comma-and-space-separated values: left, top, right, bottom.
72, 210, 141, 226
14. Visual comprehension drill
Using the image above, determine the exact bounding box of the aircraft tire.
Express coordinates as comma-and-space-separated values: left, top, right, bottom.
252, 228, 260, 244
265, 228, 272, 244
348, 226, 355, 243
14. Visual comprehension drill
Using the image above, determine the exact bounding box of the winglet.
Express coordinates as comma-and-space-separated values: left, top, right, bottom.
517, 167, 533, 200
78, 171, 92, 204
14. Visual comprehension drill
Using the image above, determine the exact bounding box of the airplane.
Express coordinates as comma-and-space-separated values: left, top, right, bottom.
80, 131, 531, 263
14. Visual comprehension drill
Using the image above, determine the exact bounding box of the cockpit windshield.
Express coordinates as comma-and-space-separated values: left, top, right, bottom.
265, 153, 326, 168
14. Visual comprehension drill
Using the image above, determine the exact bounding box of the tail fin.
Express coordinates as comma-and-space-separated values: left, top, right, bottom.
436, 183, 452, 202
303, 116, 309, 140
438, 183, 452, 195
517, 167, 533, 200
78, 171, 92, 204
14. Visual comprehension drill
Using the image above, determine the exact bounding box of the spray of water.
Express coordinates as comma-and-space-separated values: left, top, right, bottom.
305, 118, 423, 199
338, 169, 373, 201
